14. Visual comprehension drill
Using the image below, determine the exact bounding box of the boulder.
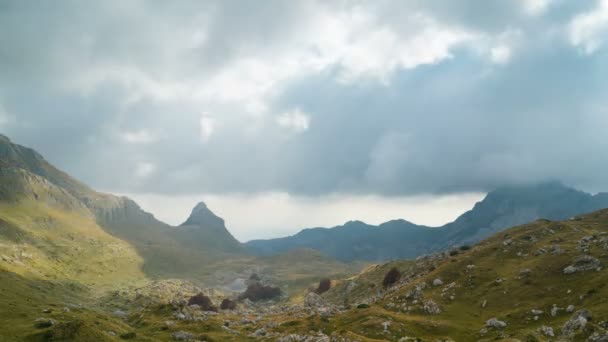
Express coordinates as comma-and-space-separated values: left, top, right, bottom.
538, 325, 554, 337
562, 309, 592, 337
486, 318, 507, 329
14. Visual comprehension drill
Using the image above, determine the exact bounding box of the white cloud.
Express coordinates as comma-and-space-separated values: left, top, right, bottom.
199, 115, 215, 143
490, 45, 512, 64
123, 191, 486, 241
121, 129, 157, 144
276, 108, 310, 133
135, 162, 156, 179
569, 0, 608, 54
521, 0, 550, 16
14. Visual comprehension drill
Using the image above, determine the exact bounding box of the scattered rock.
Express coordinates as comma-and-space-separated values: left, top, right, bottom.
486, 318, 507, 329
562, 309, 592, 337
423, 300, 441, 315
171, 331, 194, 341
538, 325, 554, 337
432, 278, 443, 286
382, 321, 391, 332
252, 328, 267, 337
563, 255, 601, 274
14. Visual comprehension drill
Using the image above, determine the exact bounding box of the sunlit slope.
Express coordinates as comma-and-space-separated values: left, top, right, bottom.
275, 209, 608, 341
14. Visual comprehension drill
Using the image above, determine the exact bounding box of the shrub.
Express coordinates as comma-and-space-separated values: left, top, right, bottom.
356, 303, 370, 309
315, 278, 331, 294
459, 245, 471, 251
382, 267, 401, 287
238, 283, 282, 301
220, 298, 237, 310
187, 293, 217, 311
449, 249, 459, 256
249, 273, 261, 281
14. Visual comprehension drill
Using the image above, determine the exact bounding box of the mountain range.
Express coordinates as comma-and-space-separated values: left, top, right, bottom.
246, 182, 608, 262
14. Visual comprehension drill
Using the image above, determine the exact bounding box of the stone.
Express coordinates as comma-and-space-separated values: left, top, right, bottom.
538, 325, 554, 337
564, 255, 601, 274
562, 309, 592, 337
432, 278, 444, 286
486, 318, 507, 329
423, 300, 441, 315
382, 321, 391, 332
252, 328, 267, 337
567, 305, 575, 313
171, 331, 194, 341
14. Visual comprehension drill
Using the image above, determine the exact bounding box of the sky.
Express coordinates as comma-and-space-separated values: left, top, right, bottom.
1, 0, 608, 240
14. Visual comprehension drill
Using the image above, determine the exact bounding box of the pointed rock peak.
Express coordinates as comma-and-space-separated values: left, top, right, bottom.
0, 134, 11, 143
181, 201, 225, 227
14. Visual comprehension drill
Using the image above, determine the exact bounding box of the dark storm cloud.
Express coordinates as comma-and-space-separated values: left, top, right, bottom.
1, 0, 608, 196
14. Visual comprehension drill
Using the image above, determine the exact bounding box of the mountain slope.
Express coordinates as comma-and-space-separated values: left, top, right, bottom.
246, 181, 608, 262
0, 134, 250, 280
298, 208, 608, 341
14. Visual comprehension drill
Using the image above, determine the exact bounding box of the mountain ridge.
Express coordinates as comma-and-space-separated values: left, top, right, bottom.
246, 181, 608, 262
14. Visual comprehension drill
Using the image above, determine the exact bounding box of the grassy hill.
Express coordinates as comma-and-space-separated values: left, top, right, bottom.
278, 209, 608, 340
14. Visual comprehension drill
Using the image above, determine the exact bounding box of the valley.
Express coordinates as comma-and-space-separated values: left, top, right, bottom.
1, 135, 608, 341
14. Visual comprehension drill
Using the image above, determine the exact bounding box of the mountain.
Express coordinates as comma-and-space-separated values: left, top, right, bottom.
0, 134, 247, 279
174, 202, 243, 254
0, 134, 355, 290
246, 181, 608, 262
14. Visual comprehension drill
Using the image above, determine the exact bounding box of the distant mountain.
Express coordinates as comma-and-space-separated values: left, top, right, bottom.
175, 202, 243, 254
246, 181, 608, 262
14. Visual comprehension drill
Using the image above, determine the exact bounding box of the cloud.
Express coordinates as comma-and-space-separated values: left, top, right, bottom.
1, 0, 608, 201
121, 129, 157, 144
276, 109, 310, 133
490, 45, 512, 64
135, 162, 156, 179
199, 115, 215, 143
568, 0, 608, 54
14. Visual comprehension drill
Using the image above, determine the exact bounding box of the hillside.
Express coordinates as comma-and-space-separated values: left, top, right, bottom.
246, 181, 608, 262
18, 207, 605, 341
288, 208, 608, 340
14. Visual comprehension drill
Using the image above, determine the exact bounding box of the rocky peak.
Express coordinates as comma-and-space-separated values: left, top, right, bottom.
181, 201, 225, 228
